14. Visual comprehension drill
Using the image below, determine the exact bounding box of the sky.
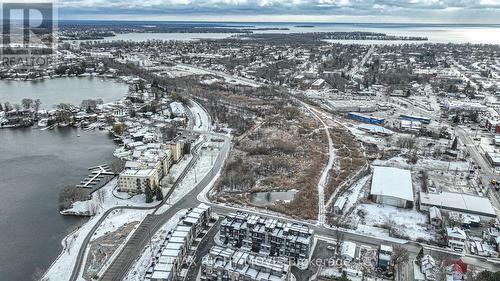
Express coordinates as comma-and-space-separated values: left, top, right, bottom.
47, 0, 500, 23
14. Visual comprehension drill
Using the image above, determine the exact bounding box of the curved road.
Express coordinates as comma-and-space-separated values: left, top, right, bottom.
70, 67, 500, 281
68, 131, 217, 281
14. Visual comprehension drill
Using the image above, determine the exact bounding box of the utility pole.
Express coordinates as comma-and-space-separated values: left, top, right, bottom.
194, 166, 197, 183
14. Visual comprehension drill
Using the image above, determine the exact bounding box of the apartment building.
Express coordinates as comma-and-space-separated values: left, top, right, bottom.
220, 212, 313, 260
169, 142, 184, 163
200, 246, 290, 281
147, 204, 212, 281
118, 142, 176, 193
117, 168, 159, 193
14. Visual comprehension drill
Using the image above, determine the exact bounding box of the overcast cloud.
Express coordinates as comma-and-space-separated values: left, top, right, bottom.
56, 0, 500, 23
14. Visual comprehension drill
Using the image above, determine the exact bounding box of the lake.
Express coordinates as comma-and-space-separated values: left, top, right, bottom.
0, 78, 124, 281
0, 77, 129, 110
246, 22, 500, 44
66, 23, 500, 44
70, 32, 237, 43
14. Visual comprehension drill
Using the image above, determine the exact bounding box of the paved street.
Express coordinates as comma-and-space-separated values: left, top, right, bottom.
67, 67, 500, 281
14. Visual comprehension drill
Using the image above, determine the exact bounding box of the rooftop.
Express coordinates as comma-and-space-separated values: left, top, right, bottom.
370, 166, 414, 202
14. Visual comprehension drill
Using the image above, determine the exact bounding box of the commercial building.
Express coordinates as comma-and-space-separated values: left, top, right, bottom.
341, 241, 357, 262
399, 114, 431, 124
311, 78, 326, 90
419, 191, 497, 219
486, 151, 500, 166
220, 212, 314, 260
370, 166, 414, 208
200, 246, 291, 281
347, 112, 385, 125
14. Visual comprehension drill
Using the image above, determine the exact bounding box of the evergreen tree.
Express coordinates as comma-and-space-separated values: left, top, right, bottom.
183, 142, 191, 155
145, 185, 153, 203
451, 137, 458, 150
416, 247, 424, 261
156, 187, 164, 201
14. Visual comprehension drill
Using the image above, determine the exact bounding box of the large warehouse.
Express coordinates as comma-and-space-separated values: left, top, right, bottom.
419, 192, 497, 219
370, 166, 414, 208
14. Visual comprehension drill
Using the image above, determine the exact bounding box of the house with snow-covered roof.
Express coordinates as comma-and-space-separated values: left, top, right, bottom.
446, 227, 467, 252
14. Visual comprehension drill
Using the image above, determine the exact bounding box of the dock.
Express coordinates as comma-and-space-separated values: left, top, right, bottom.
76, 165, 116, 189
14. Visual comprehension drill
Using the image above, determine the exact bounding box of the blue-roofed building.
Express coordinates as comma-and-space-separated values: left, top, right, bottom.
347, 112, 385, 125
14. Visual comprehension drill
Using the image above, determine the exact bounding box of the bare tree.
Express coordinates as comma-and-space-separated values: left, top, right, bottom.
392, 245, 409, 281
335, 229, 344, 259
96, 188, 105, 204
109, 158, 126, 173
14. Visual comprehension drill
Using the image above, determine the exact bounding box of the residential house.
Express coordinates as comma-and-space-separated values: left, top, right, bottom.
446, 227, 467, 252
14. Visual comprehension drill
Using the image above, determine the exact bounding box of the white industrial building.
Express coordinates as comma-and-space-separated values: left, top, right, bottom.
370, 166, 414, 208
419, 191, 497, 220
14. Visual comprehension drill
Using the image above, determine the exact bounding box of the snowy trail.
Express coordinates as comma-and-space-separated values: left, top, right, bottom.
301, 102, 337, 225
188, 99, 211, 132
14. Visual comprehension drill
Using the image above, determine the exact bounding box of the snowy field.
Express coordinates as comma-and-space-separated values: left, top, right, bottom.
336, 175, 370, 213
354, 203, 434, 241
373, 156, 469, 172
167, 64, 260, 87
92, 209, 149, 241
157, 145, 220, 215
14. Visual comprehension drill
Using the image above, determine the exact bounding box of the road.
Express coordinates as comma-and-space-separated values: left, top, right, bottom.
75, 65, 500, 281
98, 132, 231, 281
68, 132, 209, 281
348, 45, 375, 81
455, 127, 500, 212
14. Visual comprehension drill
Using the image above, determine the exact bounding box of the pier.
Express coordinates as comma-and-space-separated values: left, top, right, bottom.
76, 165, 116, 189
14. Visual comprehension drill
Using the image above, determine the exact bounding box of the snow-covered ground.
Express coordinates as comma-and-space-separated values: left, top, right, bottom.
373, 156, 469, 172
92, 209, 149, 241
158, 146, 220, 215
45, 178, 159, 281
81, 209, 151, 280
189, 100, 210, 132
354, 203, 434, 241
45, 151, 200, 281
168, 64, 260, 87
60, 178, 159, 216
337, 175, 370, 213
124, 210, 187, 281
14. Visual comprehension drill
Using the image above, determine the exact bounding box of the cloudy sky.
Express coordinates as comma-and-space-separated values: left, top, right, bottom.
56, 0, 500, 23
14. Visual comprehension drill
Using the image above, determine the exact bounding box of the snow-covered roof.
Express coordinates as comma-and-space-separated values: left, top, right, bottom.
341, 241, 356, 260
446, 227, 467, 240
370, 166, 414, 202
420, 192, 496, 217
